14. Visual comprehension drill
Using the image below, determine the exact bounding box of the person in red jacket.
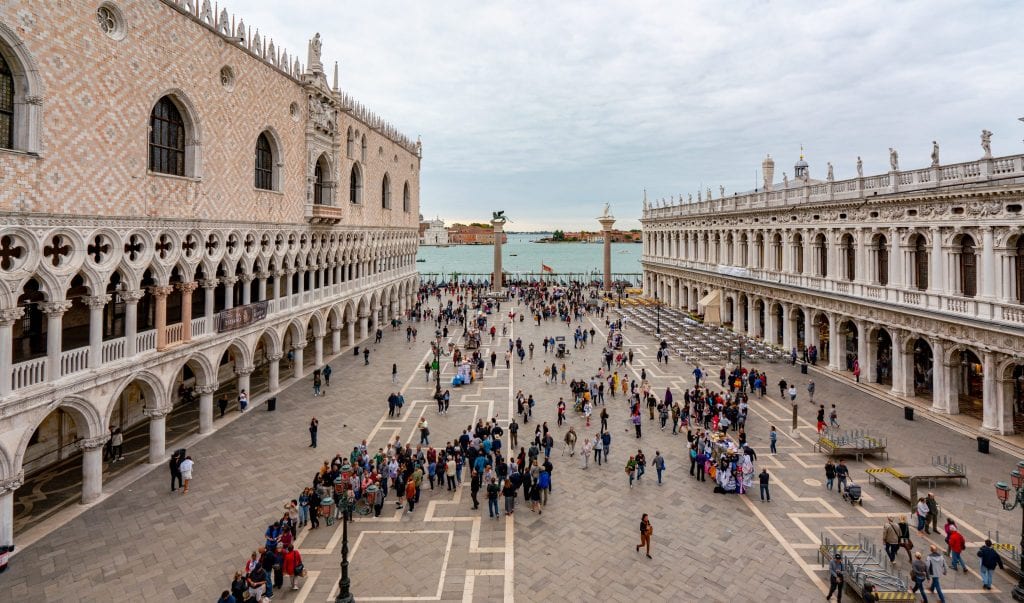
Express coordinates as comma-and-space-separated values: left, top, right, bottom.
282, 544, 303, 591
947, 526, 968, 573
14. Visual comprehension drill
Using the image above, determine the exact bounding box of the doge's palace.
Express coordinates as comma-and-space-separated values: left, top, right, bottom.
641, 136, 1024, 442
0, 0, 421, 544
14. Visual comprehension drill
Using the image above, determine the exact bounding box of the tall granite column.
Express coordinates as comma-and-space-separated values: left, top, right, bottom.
491, 217, 506, 291
598, 211, 616, 292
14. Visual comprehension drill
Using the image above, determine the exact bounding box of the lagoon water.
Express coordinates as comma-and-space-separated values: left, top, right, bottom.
416, 233, 642, 280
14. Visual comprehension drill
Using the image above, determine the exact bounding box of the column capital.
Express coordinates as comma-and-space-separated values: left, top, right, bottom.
151, 285, 174, 298
221, 276, 239, 286
40, 300, 73, 315
200, 279, 219, 290
0, 472, 25, 495
239, 273, 256, 283
120, 288, 145, 303
268, 352, 284, 362
176, 281, 199, 294
292, 341, 308, 350
194, 384, 219, 395
143, 406, 172, 419
347, 318, 356, 325
0, 307, 25, 326
77, 434, 110, 450
256, 271, 271, 280
235, 366, 255, 377
84, 294, 112, 310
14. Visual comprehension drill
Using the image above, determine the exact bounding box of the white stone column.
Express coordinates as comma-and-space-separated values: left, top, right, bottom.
292, 341, 306, 379
854, 228, 866, 284
828, 316, 841, 371
929, 227, 944, 295
146, 407, 169, 464
273, 271, 283, 306
0, 474, 23, 546
864, 324, 878, 383
201, 280, 217, 333
41, 300, 73, 381
79, 436, 107, 503
223, 276, 238, 311
930, 339, 948, 412
268, 353, 282, 393
85, 294, 110, 369
332, 327, 342, 354
781, 303, 793, 350
598, 214, 616, 291
981, 351, 999, 432
359, 314, 369, 340
998, 373, 1015, 435
0, 308, 25, 396
890, 331, 913, 396
314, 335, 324, 367
347, 319, 356, 346
236, 366, 253, 399
197, 384, 216, 434
178, 282, 196, 343
855, 320, 869, 378
241, 274, 253, 306
981, 226, 995, 299
283, 269, 293, 309
492, 218, 506, 290
122, 289, 143, 357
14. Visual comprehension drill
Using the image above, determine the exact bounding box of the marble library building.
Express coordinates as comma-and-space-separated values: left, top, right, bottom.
0, 0, 421, 545
641, 141, 1024, 439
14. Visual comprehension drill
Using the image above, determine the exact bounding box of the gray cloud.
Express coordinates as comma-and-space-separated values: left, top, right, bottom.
239, 0, 1024, 229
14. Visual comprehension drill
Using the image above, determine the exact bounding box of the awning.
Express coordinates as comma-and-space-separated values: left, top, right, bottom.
698, 290, 721, 325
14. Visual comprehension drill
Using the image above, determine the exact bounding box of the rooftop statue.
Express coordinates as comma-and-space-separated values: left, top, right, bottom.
981, 130, 992, 158
931, 141, 940, 167
889, 147, 899, 171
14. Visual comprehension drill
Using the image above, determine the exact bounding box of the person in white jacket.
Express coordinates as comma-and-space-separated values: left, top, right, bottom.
179, 456, 194, 494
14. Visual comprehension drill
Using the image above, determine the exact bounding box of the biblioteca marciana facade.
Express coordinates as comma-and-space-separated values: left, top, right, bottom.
641, 137, 1024, 438
0, 0, 421, 543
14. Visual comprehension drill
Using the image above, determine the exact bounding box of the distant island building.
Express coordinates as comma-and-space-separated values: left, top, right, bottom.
448, 223, 508, 245
420, 217, 450, 246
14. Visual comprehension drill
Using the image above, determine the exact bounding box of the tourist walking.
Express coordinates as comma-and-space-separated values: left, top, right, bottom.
910, 552, 928, 601
179, 455, 194, 494
977, 539, 1004, 590
419, 418, 430, 445
824, 459, 836, 491
925, 545, 947, 602
282, 544, 303, 591
322, 364, 332, 386
312, 370, 322, 397
653, 450, 665, 484
110, 428, 123, 461
636, 513, 652, 559
486, 477, 500, 518
564, 427, 577, 456
580, 437, 591, 469
883, 517, 900, 562
947, 526, 967, 573
239, 389, 248, 411
625, 456, 637, 487
925, 492, 939, 534
807, 379, 815, 403
218, 396, 228, 418
759, 468, 771, 502
309, 417, 318, 448
835, 460, 849, 493
769, 425, 777, 454
392, 363, 399, 384
826, 553, 844, 602
169, 450, 183, 492
915, 497, 930, 534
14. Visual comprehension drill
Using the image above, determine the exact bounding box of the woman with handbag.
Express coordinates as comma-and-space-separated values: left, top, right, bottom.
282, 544, 303, 591
636, 514, 653, 559
897, 515, 913, 562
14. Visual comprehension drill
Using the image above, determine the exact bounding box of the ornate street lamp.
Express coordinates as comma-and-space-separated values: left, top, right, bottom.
654, 291, 661, 336
336, 468, 357, 603
433, 330, 443, 400
995, 459, 1024, 601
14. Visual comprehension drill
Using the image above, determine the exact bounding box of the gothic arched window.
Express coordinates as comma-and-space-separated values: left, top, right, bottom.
254, 132, 274, 190
149, 96, 186, 176
0, 54, 12, 149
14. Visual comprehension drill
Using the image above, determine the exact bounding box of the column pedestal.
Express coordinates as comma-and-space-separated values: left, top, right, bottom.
80, 437, 107, 503
146, 409, 168, 464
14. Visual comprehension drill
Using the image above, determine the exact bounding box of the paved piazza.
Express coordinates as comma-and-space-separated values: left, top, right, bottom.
1, 293, 1019, 602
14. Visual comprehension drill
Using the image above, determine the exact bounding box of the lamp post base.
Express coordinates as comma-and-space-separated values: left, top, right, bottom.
336, 594, 356, 603
1012, 583, 1024, 602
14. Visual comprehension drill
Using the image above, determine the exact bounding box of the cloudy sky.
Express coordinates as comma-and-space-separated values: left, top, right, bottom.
241, 0, 1023, 230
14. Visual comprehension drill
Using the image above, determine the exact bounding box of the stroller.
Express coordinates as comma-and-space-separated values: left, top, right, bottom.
842, 481, 863, 505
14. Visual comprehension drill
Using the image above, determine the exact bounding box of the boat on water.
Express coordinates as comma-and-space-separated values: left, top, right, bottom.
416, 259, 426, 262
510, 253, 518, 256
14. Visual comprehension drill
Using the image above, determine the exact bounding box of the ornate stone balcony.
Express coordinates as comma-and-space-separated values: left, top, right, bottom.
305, 203, 344, 224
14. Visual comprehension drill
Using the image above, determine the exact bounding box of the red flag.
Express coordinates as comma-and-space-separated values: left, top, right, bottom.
541, 263, 553, 274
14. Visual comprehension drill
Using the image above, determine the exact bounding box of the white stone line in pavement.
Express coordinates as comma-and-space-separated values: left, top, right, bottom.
292, 570, 321, 603
323, 530, 455, 602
